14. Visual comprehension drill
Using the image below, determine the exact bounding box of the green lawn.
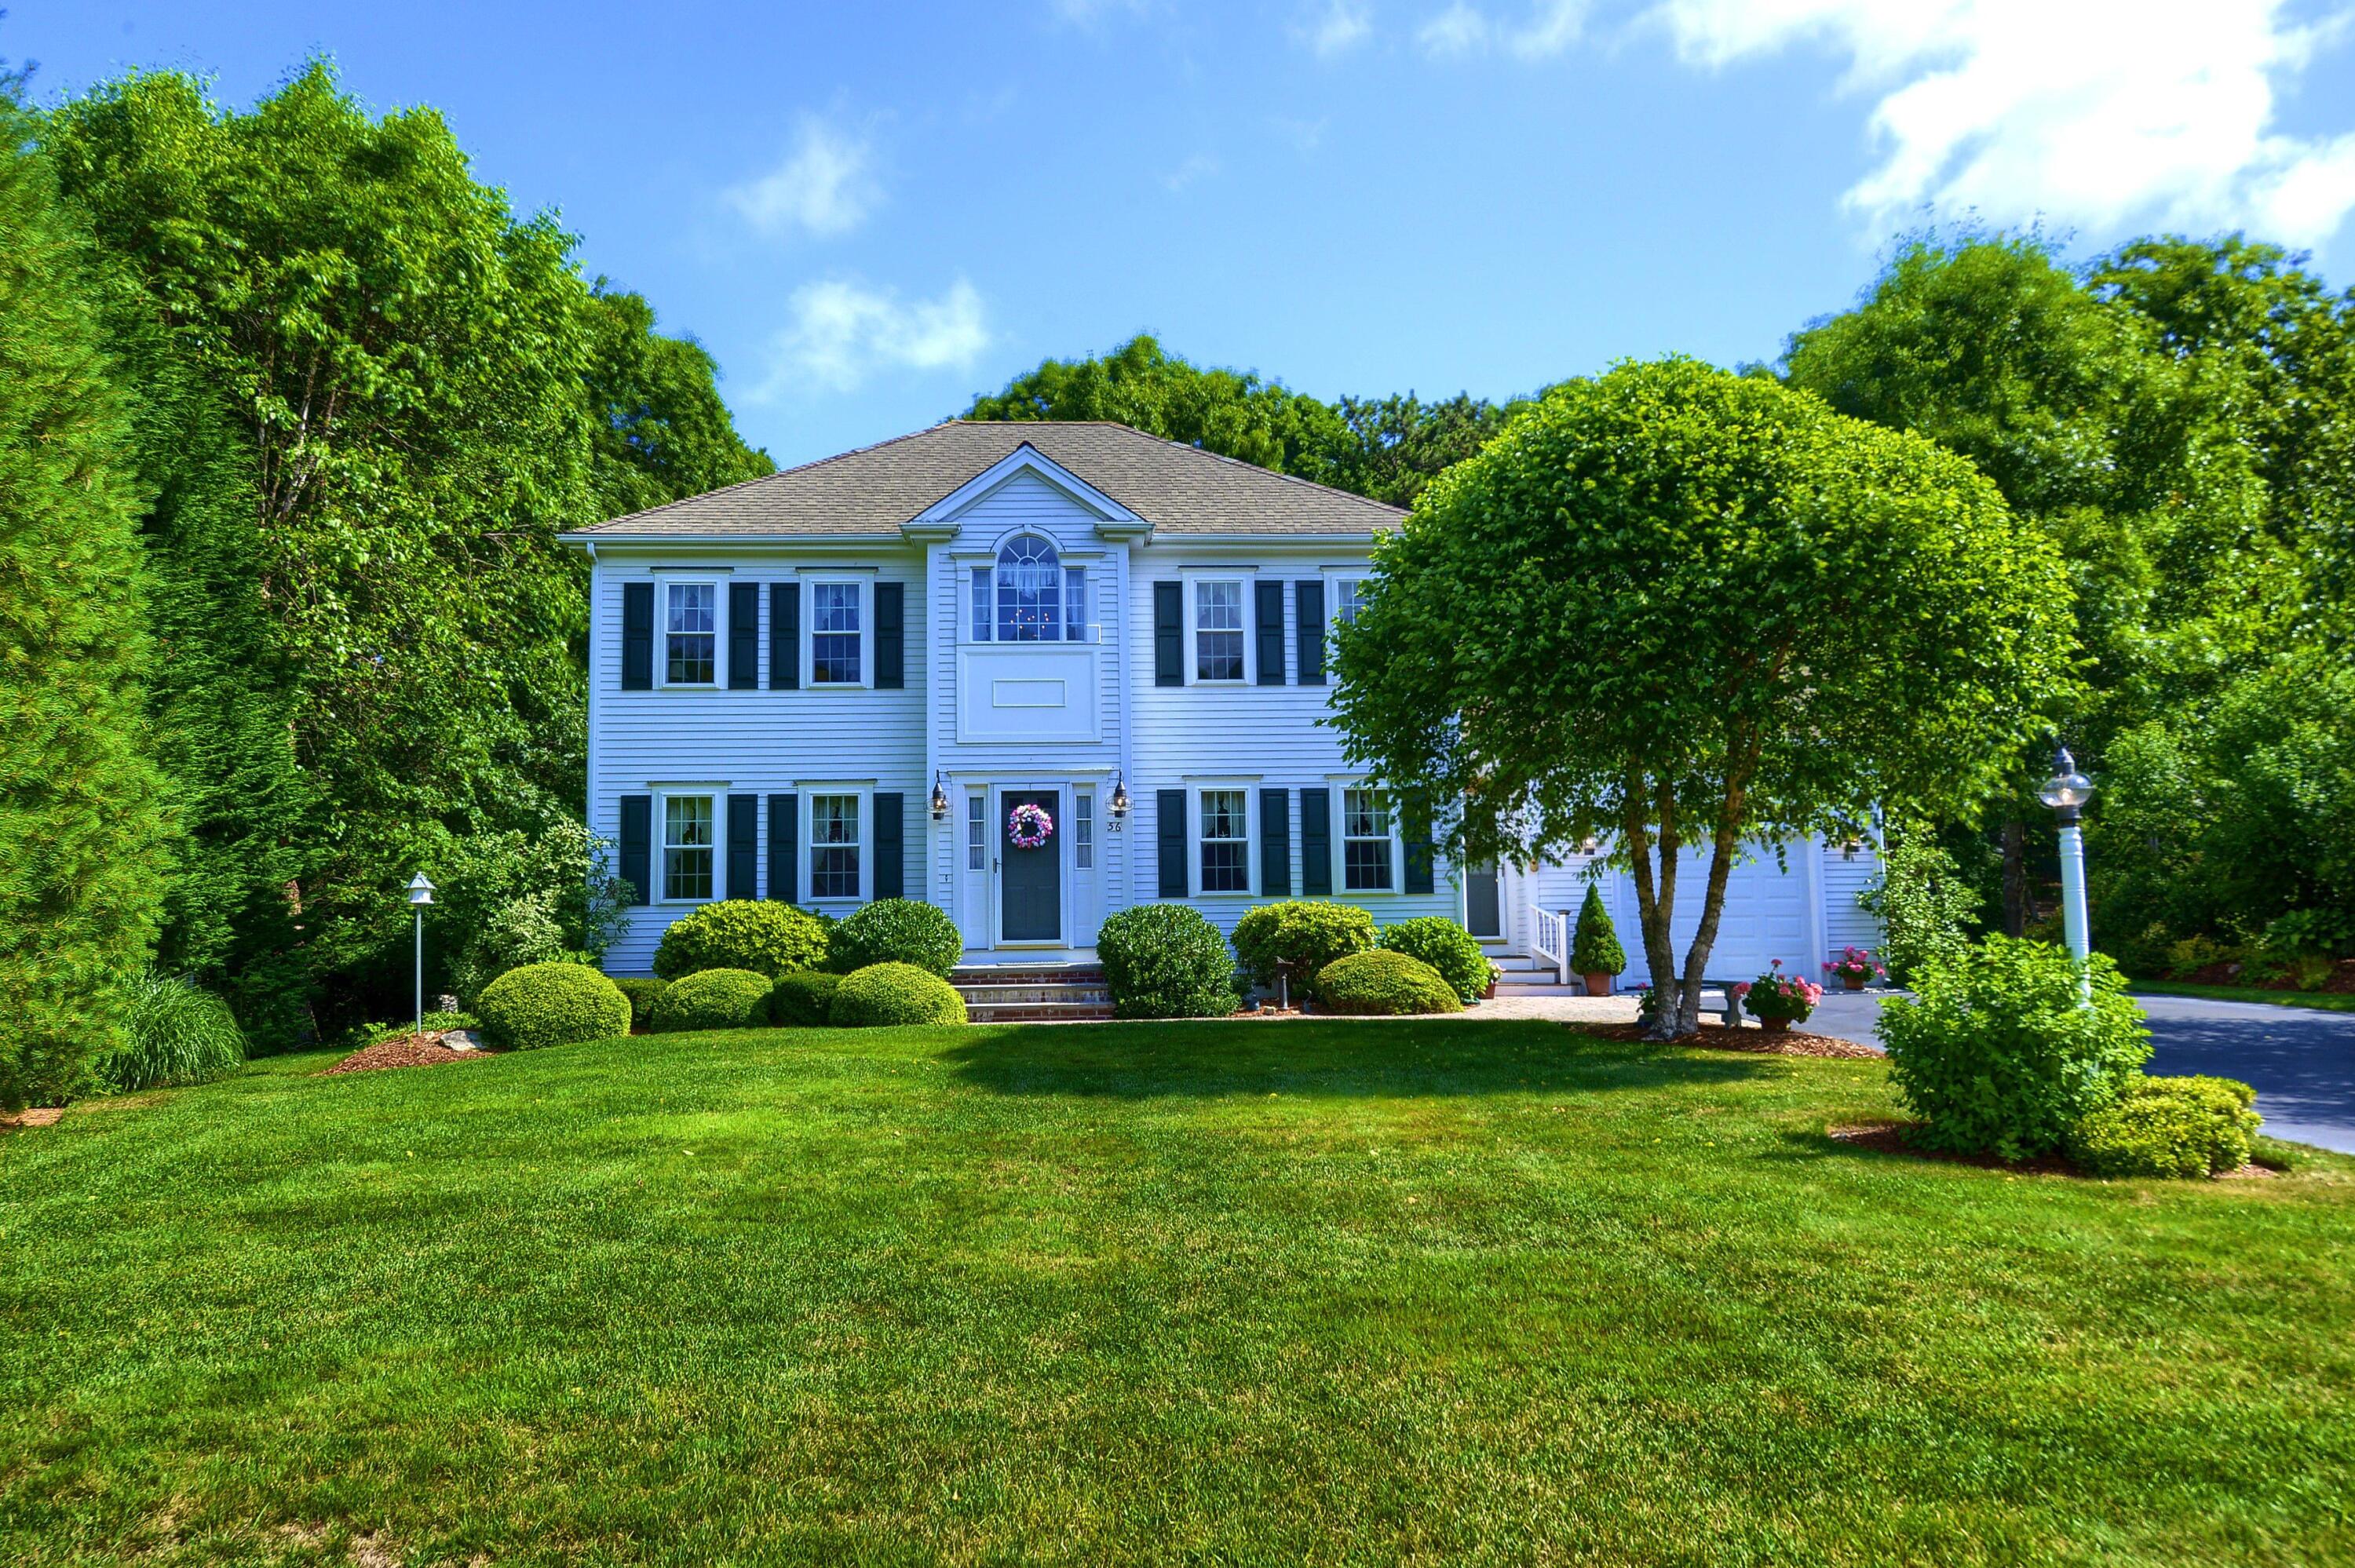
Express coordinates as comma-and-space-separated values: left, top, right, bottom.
2130, 980, 2355, 1013
4, 1021, 2352, 1567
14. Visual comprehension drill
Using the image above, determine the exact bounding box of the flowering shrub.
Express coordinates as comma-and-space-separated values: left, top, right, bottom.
1740, 961, 1823, 1023
1824, 946, 1886, 986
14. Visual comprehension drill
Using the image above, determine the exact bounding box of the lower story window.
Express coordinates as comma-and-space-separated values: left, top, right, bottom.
1343, 788, 1393, 892
966, 793, 987, 871
1075, 792, 1094, 870
663, 795, 714, 901
811, 794, 860, 899
1199, 789, 1249, 892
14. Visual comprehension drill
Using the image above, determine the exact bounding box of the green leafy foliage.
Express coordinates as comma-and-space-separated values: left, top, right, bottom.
652, 900, 831, 980
648, 968, 773, 1033
2068, 1075, 2262, 1178
1569, 884, 1626, 975
1094, 905, 1237, 1020
1878, 936, 2152, 1160
0, 91, 171, 1110
611, 978, 666, 1033
1231, 902, 1376, 996
1859, 831, 1981, 986
1378, 917, 1493, 1003
828, 963, 966, 1027
826, 899, 963, 978
1313, 950, 1462, 1016
769, 970, 842, 1028
96, 970, 248, 1092
473, 962, 630, 1052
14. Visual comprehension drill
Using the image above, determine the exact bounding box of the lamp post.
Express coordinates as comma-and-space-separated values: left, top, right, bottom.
406, 873, 436, 1041
2036, 749, 2094, 972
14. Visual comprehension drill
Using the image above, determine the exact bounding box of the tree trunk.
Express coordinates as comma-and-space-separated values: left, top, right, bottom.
1623, 789, 1687, 1040
1673, 808, 1744, 1042
2001, 817, 2028, 937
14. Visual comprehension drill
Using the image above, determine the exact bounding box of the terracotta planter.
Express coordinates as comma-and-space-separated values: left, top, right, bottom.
1841, 975, 1866, 992
1482, 976, 1499, 1001
1582, 972, 1615, 997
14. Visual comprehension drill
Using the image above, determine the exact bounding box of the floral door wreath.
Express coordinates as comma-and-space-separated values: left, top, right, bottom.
1007, 802, 1054, 849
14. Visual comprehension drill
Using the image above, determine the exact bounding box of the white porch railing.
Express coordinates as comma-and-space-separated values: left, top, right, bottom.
1529, 906, 1572, 986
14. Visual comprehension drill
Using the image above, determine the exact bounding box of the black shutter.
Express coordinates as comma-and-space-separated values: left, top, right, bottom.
769, 582, 799, 690
1156, 788, 1188, 898
1404, 789, 1435, 895
1299, 788, 1331, 895
874, 581, 905, 690
1259, 788, 1291, 898
1294, 581, 1325, 687
768, 794, 798, 903
621, 582, 653, 691
1254, 581, 1285, 686
873, 793, 904, 899
1153, 582, 1183, 687
619, 794, 652, 906
727, 793, 758, 899
728, 583, 759, 689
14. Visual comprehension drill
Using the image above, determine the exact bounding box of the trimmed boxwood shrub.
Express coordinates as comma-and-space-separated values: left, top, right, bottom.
652, 899, 831, 979
476, 962, 631, 1052
829, 962, 967, 1026
827, 898, 964, 977
1095, 903, 1238, 1019
1877, 935, 2150, 1161
612, 977, 667, 1033
1232, 901, 1375, 997
1314, 950, 1462, 1016
2068, 1074, 2261, 1178
1378, 916, 1493, 1003
769, 969, 842, 1027
97, 969, 247, 1092
648, 968, 775, 1033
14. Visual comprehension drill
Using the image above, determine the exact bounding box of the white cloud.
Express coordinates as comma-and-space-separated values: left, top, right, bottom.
759, 279, 990, 396
1418, 1, 1587, 57
1164, 153, 1222, 191
1302, 0, 1374, 54
725, 116, 881, 239
1653, 0, 2355, 244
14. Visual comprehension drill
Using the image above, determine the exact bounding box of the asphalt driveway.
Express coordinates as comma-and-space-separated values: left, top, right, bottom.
1800, 989, 2355, 1155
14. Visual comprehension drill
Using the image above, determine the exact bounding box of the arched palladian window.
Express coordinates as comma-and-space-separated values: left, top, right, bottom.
969, 534, 1087, 642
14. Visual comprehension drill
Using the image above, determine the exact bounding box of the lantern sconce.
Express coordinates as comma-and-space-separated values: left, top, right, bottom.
929, 771, 951, 822
1108, 771, 1131, 831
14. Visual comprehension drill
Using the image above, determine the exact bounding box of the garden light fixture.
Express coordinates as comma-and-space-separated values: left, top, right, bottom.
2039, 749, 2094, 976
406, 873, 435, 1045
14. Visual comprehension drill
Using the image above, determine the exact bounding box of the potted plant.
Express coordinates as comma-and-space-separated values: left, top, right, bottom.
1823, 945, 1885, 992
1570, 883, 1627, 997
1739, 961, 1824, 1033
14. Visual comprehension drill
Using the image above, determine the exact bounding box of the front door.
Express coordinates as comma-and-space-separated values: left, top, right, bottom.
999, 789, 1062, 943
1466, 859, 1502, 939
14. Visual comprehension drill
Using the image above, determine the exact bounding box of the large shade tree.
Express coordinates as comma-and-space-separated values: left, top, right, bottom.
1331, 358, 2075, 1037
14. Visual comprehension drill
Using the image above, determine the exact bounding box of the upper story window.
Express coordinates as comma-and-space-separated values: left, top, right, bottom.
811, 582, 862, 684
1195, 582, 1245, 682
665, 583, 717, 685
1333, 579, 1366, 628
969, 535, 1086, 642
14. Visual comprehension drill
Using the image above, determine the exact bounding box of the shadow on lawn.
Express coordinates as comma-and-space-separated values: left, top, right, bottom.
940, 1016, 1771, 1099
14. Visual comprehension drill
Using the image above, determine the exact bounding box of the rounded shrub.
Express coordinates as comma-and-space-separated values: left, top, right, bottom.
827, 898, 964, 977
1095, 903, 1238, 1019
1378, 916, 1493, 1003
829, 962, 968, 1026
769, 969, 842, 1027
98, 969, 247, 1092
1876, 935, 2151, 1161
612, 977, 667, 1033
652, 899, 830, 980
2068, 1075, 2261, 1178
1232, 901, 1375, 997
1313, 950, 1462, 1016
475, 962, 632, 1052
648, 968, 775, 1033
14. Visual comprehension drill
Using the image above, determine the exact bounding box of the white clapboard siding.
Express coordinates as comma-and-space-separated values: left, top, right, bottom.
1822, 838, 1885, 960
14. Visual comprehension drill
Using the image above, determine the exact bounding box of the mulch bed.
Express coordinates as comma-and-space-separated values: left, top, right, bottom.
1827, 1120, 2276, 1180
323, 1032, 491, 1076
1575, 1021, 1881, 1059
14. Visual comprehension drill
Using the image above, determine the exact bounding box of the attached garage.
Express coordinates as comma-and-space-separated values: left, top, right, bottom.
1610, 847, 1824, 988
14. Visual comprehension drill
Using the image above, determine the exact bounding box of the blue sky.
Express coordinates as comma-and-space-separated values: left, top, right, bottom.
13, 1, 2355, 469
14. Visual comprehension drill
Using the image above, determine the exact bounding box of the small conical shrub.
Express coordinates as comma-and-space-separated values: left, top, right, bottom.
1570, 882, 1627, 975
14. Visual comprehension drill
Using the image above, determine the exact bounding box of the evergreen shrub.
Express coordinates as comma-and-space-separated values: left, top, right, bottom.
652, 900, 830, 979
1569, 883, 1626, 976
1378, 917, 1493, 1003
1314, 950, 1462, 1016
827, 899, 964, 977
769, 970, 842, 1027
1231, 901, 1375, 997
829, 963, 967, 1026
1094, 904, 1237, 1019
612, 978, 667, 1032
474, 962, 631, 1052
648, 968, 774, 1033
2068, 1075, 2261, 1178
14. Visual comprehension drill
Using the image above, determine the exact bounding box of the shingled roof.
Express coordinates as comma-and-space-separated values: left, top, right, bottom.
564, 421, 1407, 539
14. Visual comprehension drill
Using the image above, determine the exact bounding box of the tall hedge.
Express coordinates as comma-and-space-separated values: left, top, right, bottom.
0, 93, 170, 1109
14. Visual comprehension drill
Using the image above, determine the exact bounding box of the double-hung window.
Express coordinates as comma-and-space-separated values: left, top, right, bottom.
1199, 789, 1250, 892
969, 536, 1087, 642
663, 794, 715, 901
1342, 787, 1393, 892
1195, 582, 1245, 682
809, 794, 860, 899
665, 583, 717, 685
1333, 578, 1366, 629
811, 583, 862, 684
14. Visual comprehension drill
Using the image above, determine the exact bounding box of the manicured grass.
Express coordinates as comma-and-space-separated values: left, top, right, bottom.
2130, 980, 2355, 1013
5, 1021, 2353, 1566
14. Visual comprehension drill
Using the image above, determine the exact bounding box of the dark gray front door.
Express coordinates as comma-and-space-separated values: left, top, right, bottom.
1000, 789, 1061, 942
1466, 859, 1502, 939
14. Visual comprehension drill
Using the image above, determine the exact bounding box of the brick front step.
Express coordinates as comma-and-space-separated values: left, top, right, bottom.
959, 984, 1112, 1006
966, 1000, 1116, 1023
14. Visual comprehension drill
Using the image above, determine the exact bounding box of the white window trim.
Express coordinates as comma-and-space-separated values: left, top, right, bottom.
1326, 777, 1408, 896
653, 786, 723, 905
1185, 778, 1259, 897
653, 576, 724, 691
1181, 568, 1258, 687
800, 577, 872, 691
1323, 569, 1370, 640
799, 782, 874, 906
961, 547, 1099, 646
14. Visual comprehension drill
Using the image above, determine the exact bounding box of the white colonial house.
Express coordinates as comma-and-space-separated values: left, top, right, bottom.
561, 421, 1879, 990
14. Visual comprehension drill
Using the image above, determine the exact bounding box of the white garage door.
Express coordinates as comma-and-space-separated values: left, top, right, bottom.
1614, 848, 1813, 986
